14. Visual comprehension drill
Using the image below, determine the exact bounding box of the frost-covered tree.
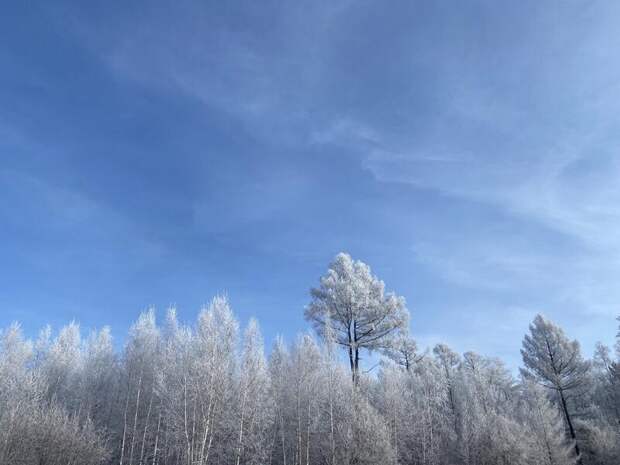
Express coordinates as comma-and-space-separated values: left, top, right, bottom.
81, 327, 118, 428
269, 337, 294, 465
383, 333, 422, 372
235, 318, 273, 465
573, 419, 620, 465
0, 323, 108, 465
190, 296, 238, 465
42, 322, 83, 407
346, 392, 396, 465
450, 351, 529, 465
0, 323, 36, 459
3, 303, 620, 465
305, 252, 409, 384
519, 382, 575, 465
119, 309, 160, 465
320, 313, 341, 465
521, 315, 590, 464
433, 343, 462, 449
287, 334, 322, 465
590, 342, 620, 428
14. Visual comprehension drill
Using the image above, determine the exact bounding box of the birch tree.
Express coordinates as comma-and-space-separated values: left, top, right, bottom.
43, 322, 83, 408
81, 327, 118, 428
433, 343, 462, 457
191, 296, 238, 465
3, 302, 620, 465
120, 309, 160, 465
0, 324, 108, 465
269, 337, 293, 465
235, 319, 273, 465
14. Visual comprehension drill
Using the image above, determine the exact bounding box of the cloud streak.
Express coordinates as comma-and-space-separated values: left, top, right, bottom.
2, 0, 619, 363
72, 0, 620, 352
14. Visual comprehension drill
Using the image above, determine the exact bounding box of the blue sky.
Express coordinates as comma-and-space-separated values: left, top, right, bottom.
2, 0, 619, 368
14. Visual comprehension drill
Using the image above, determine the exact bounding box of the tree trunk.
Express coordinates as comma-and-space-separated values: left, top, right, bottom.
236, 389, 248, 465
151, 411, 161, 465
129, 373, 143, 465
139, 389, 153, 465
347, 342, 355, 384
183, 375, 191, 465
558, 389, 582, 465
354, 320, 360, 385
119, 376, 132, 465
280, 410, 287, 465
305, 400, 311, 465
296, 387, 302, 465
198, 387, 214, 465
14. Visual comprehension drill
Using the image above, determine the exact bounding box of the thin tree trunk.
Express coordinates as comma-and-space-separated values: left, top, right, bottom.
280, 410, 287, 465
347, 324, 355, 385
353, 321, 359, 386
236, 389, 248, 465
163, 419, 169, 465
190, 397, 197, 463
559, 389, 582, 465
305, 400, 311, 465
354, 346, 359, 384
203, 409, 216, 465
535, 401, 555, 465
120, 375, 132, 465
139, 388, 154, 465
183, 375, 191, 465
327, 350, 336, 465
199, 389, 214, 465
152, 411, 161, 465
129, 373, 143, 465
296, 388, 302, 465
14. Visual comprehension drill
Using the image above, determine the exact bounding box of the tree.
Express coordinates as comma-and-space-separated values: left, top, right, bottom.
191, 296, 239, 465
43, 322, 83, 407
235, 319, 273, 465
305, 252, 409, 384
591, 343, 620, 428
289, 334, 322, 465
519, 382, 575, 465
0, 323, 109, 465
4, 301, 620, 465
433, 343, 462, 453
81, 327, 118, 428
269, 337, 293, 465
384, 333, 422, 372
351, 395, 396, 465
520, 315, 590, 465
119, 309, 160, 465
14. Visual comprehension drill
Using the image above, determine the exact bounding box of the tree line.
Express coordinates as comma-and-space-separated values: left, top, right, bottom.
1, 252, 619, 465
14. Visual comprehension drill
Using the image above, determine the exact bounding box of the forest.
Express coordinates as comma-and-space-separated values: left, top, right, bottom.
1, 253, 619, 465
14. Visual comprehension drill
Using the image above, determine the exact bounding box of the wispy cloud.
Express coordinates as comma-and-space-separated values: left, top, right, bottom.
6, 0, 618, 359
96, 0, 620, 351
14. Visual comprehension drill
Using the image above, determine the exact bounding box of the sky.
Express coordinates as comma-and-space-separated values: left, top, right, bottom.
1, 0, 620, 369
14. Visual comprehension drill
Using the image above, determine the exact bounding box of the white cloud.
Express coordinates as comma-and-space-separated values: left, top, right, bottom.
53, 0, 620, 355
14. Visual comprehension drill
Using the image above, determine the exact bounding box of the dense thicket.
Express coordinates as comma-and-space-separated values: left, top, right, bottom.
1, 253, 619, 465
